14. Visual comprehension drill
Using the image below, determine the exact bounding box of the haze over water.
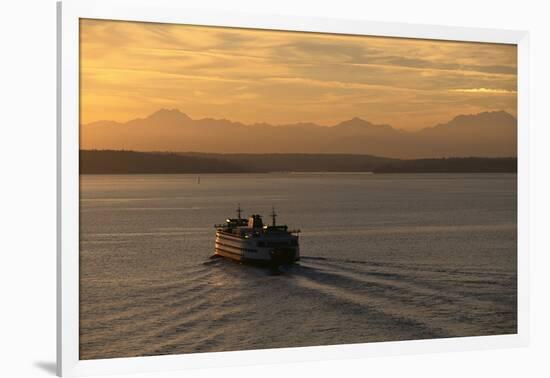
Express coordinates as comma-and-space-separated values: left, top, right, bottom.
79, 173, 517, 359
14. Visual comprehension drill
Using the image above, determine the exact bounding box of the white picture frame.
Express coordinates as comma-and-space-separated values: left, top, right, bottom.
57, 0, 530, 376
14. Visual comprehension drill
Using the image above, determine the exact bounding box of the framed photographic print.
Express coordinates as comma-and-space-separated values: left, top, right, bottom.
57, 0, 529, 376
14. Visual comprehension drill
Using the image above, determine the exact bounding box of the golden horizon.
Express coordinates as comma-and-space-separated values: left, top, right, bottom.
80, 18, 517, 140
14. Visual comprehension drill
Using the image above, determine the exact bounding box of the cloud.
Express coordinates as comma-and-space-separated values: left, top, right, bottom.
79, 19, 518, 130
449, 88, 517, 94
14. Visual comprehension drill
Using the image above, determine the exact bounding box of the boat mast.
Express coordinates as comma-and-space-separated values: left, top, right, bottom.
270, 206, 277, 226
237, 203, 242, 220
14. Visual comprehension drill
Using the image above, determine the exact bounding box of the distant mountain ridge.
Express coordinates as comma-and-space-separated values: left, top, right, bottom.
81, 109, 517, 159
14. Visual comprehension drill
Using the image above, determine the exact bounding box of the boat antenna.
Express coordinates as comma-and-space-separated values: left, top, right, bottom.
271, 206, 277, 227
237, 203, 242, 220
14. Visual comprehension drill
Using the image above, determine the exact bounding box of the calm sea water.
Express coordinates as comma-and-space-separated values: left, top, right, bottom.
79, 173, 517, 359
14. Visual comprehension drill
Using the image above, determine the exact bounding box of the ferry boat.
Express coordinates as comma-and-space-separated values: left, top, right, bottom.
214, 206, 300, 265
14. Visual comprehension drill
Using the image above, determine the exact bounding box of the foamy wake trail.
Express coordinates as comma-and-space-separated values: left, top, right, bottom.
293, 256, 516, 337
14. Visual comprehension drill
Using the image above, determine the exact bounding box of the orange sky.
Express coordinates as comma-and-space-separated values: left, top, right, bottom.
80, 19, 517, 131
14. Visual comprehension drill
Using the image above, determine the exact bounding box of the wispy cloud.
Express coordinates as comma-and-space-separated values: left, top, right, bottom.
449, 88, 517, 94
79, 19, 517, 130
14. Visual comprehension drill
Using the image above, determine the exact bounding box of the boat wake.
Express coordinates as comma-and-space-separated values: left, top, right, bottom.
80, 253, 516, 359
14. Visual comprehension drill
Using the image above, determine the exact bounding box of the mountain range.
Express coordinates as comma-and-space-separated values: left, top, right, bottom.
81, 109, 517, 159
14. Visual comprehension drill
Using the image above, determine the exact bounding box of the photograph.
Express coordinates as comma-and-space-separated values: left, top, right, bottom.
78, 18, 518, 360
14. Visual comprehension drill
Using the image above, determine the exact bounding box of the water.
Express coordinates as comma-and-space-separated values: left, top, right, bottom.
79, 173, 517, 359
